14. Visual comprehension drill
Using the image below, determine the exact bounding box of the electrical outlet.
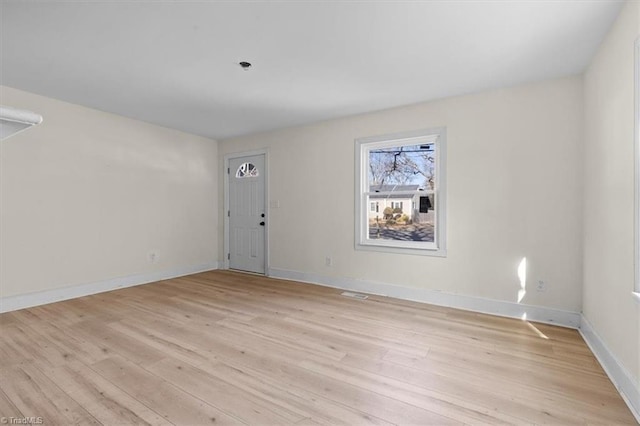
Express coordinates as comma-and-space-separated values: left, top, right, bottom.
148, 251, 159, 263
536, 280, 546, 292
325, 256, 332, 267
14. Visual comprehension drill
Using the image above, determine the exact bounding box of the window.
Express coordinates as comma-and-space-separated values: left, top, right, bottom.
355, 127, 446, 256
236, 162, 258, 178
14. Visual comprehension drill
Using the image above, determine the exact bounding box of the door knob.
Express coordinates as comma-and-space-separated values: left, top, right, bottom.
259, 221, 265, 226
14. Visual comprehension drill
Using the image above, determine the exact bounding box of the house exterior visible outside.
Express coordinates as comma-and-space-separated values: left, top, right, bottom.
368, 185, 433, 224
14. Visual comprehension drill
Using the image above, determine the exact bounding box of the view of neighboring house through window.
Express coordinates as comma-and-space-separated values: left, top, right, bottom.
355, 127, 446, 256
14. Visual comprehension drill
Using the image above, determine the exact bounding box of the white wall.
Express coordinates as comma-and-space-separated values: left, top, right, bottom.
0, 86, 219, 300
583, 0, 639, 387
219, 76, 584, 313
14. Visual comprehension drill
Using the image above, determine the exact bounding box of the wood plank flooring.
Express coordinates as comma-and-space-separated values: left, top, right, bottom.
0, 270, 636, 425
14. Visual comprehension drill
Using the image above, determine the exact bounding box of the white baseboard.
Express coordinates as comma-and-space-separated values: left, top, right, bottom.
579, 315, 640, 423
268, 267, 581, 328
0, 262, 219, 313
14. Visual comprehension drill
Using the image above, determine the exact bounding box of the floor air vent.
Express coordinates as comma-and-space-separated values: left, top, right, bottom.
341, 291, 369, 300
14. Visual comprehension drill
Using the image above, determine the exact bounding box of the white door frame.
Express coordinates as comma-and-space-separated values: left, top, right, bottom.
223, 149, 269, 274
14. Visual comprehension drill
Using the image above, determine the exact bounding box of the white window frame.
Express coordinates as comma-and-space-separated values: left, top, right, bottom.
355, 127, 447, 257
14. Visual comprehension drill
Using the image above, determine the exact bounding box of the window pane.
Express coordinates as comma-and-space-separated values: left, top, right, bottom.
368, 143, 435, 191
236, 162, 259, 178
366, 194, 435, 243
356, 128, 445, 256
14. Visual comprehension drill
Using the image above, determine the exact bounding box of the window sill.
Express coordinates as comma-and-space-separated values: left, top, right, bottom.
632, 292, 640, 304
356, 243, 447, 257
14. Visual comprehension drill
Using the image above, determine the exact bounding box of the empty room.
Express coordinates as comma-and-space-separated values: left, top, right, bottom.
1, 0, 639, 424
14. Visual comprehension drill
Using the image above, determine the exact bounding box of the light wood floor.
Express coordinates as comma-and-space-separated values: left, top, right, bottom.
0, 270, 635, 425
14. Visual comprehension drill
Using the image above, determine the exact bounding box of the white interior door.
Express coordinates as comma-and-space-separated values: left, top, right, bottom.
228, 154, 266, 274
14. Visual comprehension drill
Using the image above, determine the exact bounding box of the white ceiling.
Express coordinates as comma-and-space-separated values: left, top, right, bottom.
0, 1, 624, 140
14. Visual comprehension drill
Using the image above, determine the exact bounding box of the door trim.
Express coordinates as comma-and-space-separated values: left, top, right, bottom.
223, 149, 269, 275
